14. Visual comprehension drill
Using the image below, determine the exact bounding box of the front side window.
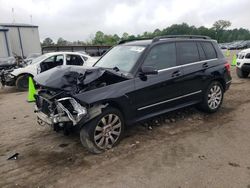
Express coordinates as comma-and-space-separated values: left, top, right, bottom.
94, 46, 145, 72
177, 42, 199, 64
43, 55, 64, 65
238, 54, 245, 59
143, 43, 176, 70
40, 55, 64, 72
31, 54, 50, 64
66, 55, 84, 66
245, 53, 250, 59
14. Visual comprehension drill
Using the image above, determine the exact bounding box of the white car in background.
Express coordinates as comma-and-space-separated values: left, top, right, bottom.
236, 48, 250, 78
7, 52, 98, 90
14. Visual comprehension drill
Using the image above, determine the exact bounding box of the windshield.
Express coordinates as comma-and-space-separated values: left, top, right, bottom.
26, 53, 41, 59
30, 54, 50, 64
94, 45, 145, 72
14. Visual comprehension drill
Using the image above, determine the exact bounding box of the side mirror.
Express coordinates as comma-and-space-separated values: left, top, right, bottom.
141, 66, 158, 75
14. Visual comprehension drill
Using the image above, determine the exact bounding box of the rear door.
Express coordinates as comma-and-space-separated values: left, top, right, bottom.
176, 41, 218, 101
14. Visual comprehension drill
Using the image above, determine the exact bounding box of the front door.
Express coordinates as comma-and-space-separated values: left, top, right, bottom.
40, 54, 64, 73
134, 42, 185, 119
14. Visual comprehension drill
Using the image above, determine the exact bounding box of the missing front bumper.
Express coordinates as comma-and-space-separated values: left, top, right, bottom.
35, 95, 107, 128
35, 97, 87, 126
36, 110, 71, 126
0, 71, 15, 86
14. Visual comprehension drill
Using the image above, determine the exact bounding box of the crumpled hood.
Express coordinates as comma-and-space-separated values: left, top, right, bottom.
0, 57, 16, 68
34, 65, 106, 91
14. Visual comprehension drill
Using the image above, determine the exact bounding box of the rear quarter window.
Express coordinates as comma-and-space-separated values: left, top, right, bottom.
197, 42, 206, 61
201, 42, 217, 59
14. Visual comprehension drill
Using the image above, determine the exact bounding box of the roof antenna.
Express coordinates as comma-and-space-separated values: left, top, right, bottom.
12, 8, 15, 23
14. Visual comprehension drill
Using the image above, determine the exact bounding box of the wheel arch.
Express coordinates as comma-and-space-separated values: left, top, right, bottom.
16, 72, 34, 79
212, 78, 226, 91
102, 100, 127, 123
15, 73, 34, 90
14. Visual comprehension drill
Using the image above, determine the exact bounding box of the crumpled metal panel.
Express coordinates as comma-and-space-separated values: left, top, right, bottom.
34, 65, 106, 91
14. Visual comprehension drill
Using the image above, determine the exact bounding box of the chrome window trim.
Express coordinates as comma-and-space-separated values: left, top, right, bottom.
137, 90, 202, 111
158, 58, 218, 72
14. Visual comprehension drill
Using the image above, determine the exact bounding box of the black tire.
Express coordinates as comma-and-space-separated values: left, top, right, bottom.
198, 81, 224, 113
80, 107, 125, 154
236, 68, 249, 78
16, 74, 30, 91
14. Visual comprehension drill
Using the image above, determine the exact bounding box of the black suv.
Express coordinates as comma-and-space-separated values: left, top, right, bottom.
34, 35, 232, 153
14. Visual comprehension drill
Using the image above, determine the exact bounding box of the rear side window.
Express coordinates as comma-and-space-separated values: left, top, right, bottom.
66, 55, 84, 66
177, 42, 199, 64
144, 43, 176, 70
201, 42, 217, 59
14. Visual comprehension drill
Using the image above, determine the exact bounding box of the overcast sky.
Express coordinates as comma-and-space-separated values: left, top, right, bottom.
0, 0, 250, 42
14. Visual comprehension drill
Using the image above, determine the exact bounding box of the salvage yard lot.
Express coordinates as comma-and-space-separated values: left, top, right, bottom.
0, 54, 250, 187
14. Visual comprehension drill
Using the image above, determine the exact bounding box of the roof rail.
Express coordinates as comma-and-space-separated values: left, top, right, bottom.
152, 35, 211, 42
118, 37, 153, 44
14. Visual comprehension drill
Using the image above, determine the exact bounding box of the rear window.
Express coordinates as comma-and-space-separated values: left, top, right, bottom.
177, 42, 199, 65
201, 42, 217, 59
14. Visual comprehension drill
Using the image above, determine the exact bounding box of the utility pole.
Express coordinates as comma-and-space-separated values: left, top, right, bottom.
12, 8, 15, 23
30, 15, 33, 24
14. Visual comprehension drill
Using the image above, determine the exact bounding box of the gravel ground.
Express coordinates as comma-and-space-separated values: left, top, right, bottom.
0, 51, 250, 188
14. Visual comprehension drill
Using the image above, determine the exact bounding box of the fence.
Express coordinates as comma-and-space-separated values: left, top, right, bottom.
42, 45, 112, 56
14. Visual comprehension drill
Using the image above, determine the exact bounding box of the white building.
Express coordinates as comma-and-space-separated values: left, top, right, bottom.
0, 26, 12, 58
0, 23, 41, 58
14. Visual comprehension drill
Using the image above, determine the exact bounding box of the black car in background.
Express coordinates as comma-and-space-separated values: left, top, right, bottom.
34, 35, 232, 153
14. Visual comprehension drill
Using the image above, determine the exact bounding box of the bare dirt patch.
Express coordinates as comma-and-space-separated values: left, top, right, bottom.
0, 53, 250, 187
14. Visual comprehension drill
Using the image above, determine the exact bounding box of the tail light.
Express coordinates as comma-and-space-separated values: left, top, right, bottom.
225, 61, 231, 75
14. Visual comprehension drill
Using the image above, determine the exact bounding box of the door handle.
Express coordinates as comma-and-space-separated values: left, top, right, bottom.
172, 70, 181, 77
202, 63, 209, 68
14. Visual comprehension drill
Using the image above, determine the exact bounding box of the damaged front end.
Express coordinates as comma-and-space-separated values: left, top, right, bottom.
33, 65, 126, 131
34, 90, 107, 130
0, 69, 16, 87
35, 96, 87, 126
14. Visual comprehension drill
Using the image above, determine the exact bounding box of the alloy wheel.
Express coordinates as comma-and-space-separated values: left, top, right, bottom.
208, 84, 222, 110
94, 114, 122, 149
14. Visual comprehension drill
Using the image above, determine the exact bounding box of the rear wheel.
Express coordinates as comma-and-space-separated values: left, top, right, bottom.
80, 107, 124, 154
198, 81, 224, 113
236, 68, 249, 78
16, 74, 30, 91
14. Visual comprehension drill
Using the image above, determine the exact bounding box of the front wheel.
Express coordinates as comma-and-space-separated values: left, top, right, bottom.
80, 107, 124, 154
16, 74, 30, 91
236, 68, 249, 78
198, 81, 224, 113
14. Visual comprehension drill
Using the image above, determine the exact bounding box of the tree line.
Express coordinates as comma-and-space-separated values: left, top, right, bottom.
41, 20, 250, 46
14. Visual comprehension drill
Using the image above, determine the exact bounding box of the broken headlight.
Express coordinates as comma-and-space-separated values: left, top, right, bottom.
56, 97, 87, 125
